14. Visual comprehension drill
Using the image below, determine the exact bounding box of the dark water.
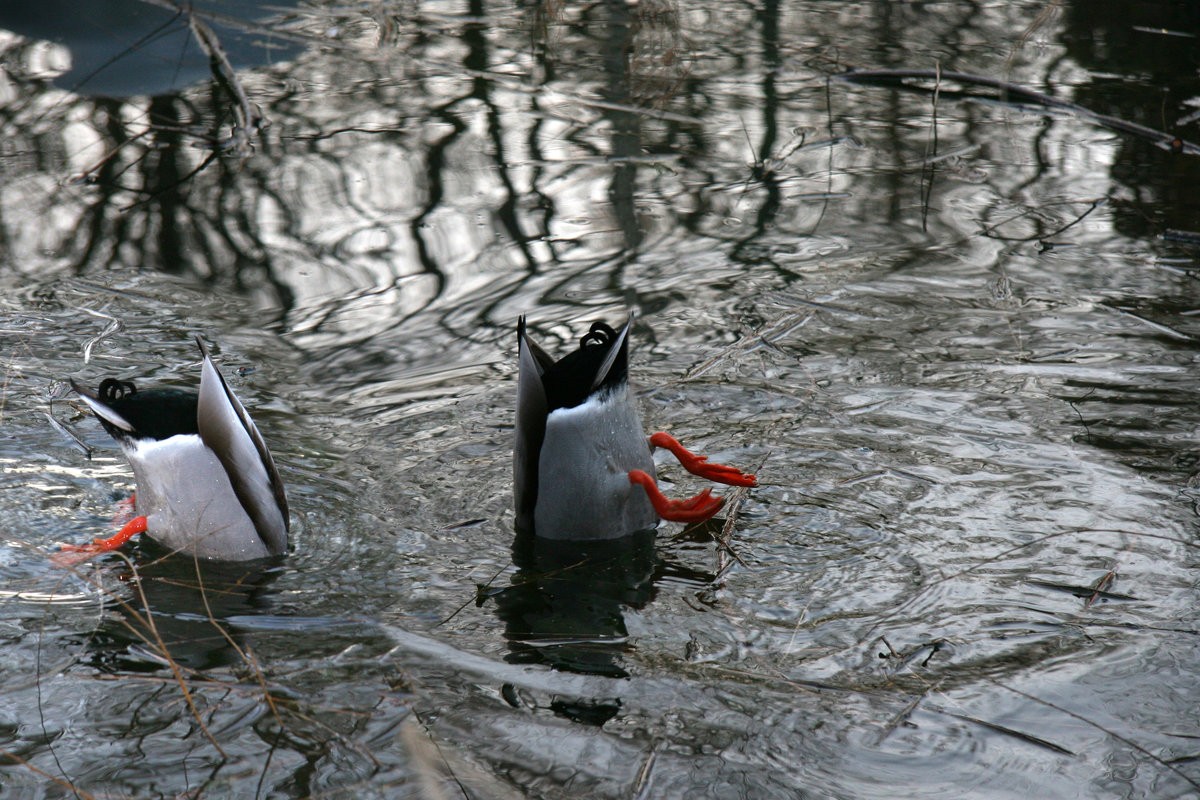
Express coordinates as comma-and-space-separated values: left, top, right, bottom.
2, 0, 1199, 797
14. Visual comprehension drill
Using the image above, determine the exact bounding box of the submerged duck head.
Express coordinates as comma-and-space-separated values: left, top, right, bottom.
67, 337, 289, 561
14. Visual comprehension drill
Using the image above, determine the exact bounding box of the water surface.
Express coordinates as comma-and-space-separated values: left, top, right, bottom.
1, 1, 1199, 797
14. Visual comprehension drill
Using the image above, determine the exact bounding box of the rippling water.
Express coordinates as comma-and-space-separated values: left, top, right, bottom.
1, 0, 1199, 797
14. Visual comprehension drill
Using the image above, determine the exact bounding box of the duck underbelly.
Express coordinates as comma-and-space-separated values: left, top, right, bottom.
534, 393, 658, 540
124, 435, 271, 560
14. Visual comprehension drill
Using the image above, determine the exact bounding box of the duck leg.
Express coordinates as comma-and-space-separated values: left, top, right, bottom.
649, 432, 757, 487
628, 470, 726, 522
60, 515, 148, 554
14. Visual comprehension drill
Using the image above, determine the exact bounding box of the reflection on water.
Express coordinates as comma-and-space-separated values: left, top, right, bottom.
0, 0, 307, 97
1, 0, 1200, 797
489, 529, 715, 679
492, 531, 658, 677
82, 546, 283, 673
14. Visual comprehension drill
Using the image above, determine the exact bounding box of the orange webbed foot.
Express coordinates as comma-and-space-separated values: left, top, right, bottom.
649, 432, 757, 487
116, 492, 137, 514
629, 470, 726, 523
59, 516, 148, 556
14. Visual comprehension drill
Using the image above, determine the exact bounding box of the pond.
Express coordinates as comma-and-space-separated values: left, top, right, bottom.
1, 0, 1199, 797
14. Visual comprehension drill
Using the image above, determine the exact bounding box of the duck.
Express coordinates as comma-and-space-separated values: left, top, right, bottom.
64, 336, 289, 561
515, 315, 756, 540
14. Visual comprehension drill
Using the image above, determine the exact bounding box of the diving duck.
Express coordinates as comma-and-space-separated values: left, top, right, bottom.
64, 336, 289, 561
515, 315, 756, 540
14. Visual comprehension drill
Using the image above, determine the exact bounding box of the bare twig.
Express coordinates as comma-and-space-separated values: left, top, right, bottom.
1004, 0, 1063, 78
927, 701, 1074, 756
632, 740, 665, 799
1085, 567, 1118, 609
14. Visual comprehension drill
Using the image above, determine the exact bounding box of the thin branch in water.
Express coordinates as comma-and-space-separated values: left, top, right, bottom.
189, 554, 288, 737
404, 708, 473, 800
67, 129, 155, 186
876, 679, 941, 744
858, 527, 1200, 645
979, 198, 1108, 244
33, 569, 89, 798
927, 702, 1075, 756
713, 449, 772, 566
440, 562, 509, 628
632, 739, 665, 800
62, 7, 185, 97
118, 149, 219, 213
989, 678, 1200, 791
1004, 0, 1063, 79
255, 724, 284, 800
804, 74, 835, 237
1025, 579, 1136, 603
1085, 567, 1119, 609
186, 11, 266, 156
118, 552, 229, 759
920, 62, 941, 233
836, 69, 1200, 156
0, 747, 100, 800
43, 410, 93, 458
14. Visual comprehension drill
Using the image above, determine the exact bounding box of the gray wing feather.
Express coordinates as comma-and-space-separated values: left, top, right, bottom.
590, 313, 633, 391
195, 337, 289, 555
514, 317, 548, 530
